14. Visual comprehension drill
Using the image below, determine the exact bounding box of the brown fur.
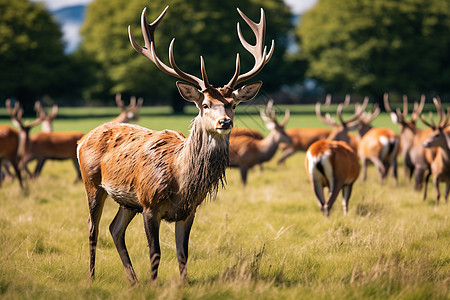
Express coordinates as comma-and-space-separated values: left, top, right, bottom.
0, 126, 22, 188
305, 140, 360, 216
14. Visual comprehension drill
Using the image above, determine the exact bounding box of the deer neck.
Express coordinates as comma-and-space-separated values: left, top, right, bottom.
258, 130, 282, 162
178, 115, 229, 208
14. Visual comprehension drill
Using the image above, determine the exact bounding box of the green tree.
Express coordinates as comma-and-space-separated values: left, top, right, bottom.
80, 0, 292, 111
297, 0, 450, 99
0, 0, 69, 112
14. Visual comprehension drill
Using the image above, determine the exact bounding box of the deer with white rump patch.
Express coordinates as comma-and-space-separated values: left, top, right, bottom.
305, 139, 360, 217
77, 6, 273, 284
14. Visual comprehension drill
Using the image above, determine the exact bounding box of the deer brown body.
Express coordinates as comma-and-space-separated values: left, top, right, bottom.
229, 100, 291, 185
277, 127, 331, 164
420, 98, 450, 206
0, 125, 22, 188
305, 140, 360, 217
78, 6, 273, 284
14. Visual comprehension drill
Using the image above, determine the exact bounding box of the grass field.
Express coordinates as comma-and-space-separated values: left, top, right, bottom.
0, 103, 449, 299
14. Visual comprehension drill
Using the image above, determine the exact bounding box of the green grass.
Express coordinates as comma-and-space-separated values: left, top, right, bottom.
0, 105, 449, 299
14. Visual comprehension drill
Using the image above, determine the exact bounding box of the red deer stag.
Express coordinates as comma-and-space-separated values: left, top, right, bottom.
315, 95, 365, 151
111, 93, 143, 123
77, 6, 274, 284
355, 100, 399, 185
229, 100, 291, 185
420, 97, 450, 206
383, 94, 432, 190
305, 139, 360, 217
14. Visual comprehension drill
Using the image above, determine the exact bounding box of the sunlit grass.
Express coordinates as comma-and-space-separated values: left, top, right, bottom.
0, 105, 449, 299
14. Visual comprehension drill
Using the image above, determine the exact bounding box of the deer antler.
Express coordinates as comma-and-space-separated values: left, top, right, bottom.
226, 8, 274, 89
6, 100, 42, 129
128, 7, 210, 90
420, 97, 450, 130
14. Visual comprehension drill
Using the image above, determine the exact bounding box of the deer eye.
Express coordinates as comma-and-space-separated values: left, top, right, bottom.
232, 104, 237, 110
202, 104, 209, 109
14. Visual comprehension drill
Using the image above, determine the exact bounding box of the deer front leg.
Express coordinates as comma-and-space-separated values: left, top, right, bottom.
445, 184, 449, 203
142, 210, 161, 281
109, 206, 137, 284
175, 213, 195, 282
433, 176, 440, 206
87, 188, 107, 280
277, 147, 296, 165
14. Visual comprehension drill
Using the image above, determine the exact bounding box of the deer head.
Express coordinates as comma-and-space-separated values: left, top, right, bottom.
113, 94, 143, 123
128, 6, 274, 135
315, 95, 366, 143
34, 101, 58, 133
421, 97, 450, 149
259, 100, 291, 144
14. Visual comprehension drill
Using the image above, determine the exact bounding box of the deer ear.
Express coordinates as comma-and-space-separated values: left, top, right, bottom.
176, 82, 204, 104
232, 81, 262, 103
390, 112, 399, 124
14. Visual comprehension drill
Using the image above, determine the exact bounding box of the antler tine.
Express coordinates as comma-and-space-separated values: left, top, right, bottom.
402, 95, 408, 118
343, 94, 351, 107
420, 111, 436, 130
383, 93, 393, 113
226, 8, 274, 89
432, 97, 444, 127
338, 101, 364, 126
50, 104, 58, 119
129, 96, 137, 108
136, 97, 144, 110
411, 95, 425, 122
129, 7, 208, 90
265, 99, 275, 119
325, 94, 332, 105
280, 109, 290, 127
115, 93, 124, 109
316, 101, 338, 127
34, 101, 45, 119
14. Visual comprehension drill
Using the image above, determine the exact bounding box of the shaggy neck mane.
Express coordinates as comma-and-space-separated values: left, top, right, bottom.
178, 115, 229, 210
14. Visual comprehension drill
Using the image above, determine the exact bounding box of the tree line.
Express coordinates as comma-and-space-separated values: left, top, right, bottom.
1, 0, 449, 113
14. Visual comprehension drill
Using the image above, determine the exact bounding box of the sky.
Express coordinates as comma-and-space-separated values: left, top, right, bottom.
31, 0, 318, 53
33, 0, 317, 14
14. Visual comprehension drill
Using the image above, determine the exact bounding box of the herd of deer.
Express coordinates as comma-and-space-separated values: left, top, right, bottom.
1, 6, 449, 285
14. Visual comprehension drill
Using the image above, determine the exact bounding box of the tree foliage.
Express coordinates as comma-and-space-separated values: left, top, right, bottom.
297, 0, 450, 98
0, 0, 70, 111
80, 0, 293, 110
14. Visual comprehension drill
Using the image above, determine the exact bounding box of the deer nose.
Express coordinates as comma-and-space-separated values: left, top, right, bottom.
218, 118, 233, 129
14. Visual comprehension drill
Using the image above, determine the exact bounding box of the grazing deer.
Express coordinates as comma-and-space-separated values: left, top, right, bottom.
77, 6, 273, 284
383, 94, 432, 190
305, 139, 360, 217
112, 94, 143, 123
34, 101, 58, 133
315, 95, 365, 151
229, 100, 291, 185
355, 100, 399, 185
420, 97, 450, 206
277, 127, 331, 164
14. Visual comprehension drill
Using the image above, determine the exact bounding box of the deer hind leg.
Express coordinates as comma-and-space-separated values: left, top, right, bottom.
109, 206, 137, 284
142, 210, 161, 282
341, 184, 354, 216
423, 170, 431, 201
277, 147, 296, 165
240, 167, 249, 186
324, 182, 342, 217
72, 157, 82, 181
175, 213, 195, 283
10, 159, 24, 189
433, 176, 440, 206
311, 179, 326, 213
87, 187, 107, 280
391, 156, 398, 186
33, 158, 46, 178
370, 157, 386, 184
361, 157, 368, 181
445, 184, 449, 203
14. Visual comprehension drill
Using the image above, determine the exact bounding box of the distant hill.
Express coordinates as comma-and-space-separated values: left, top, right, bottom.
52, 5, 86, 24
51, 5, 86, 53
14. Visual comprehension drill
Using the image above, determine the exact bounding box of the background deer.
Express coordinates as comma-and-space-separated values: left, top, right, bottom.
0, 122, 22, 188
305, 139, 360, 217
111, 94, 143, 123
384, 94, 431, 190
355, 100, 399, 185
229, 100, 291, 185
420, 97, 450, 206
315, 95, 364, 151
77, 6, 273, 284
